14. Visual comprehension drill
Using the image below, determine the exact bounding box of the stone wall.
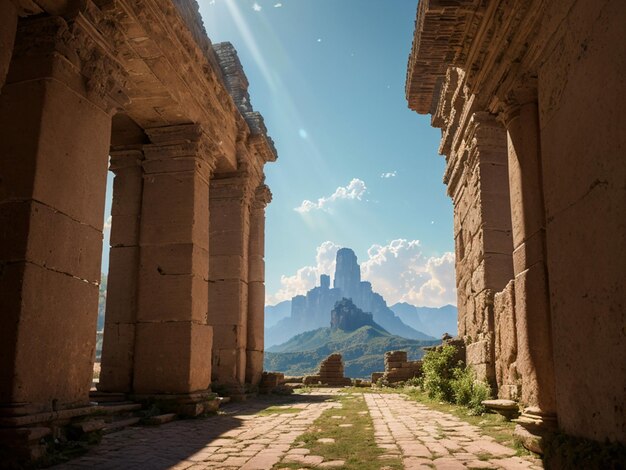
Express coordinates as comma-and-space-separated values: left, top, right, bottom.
405, 0, 626, 446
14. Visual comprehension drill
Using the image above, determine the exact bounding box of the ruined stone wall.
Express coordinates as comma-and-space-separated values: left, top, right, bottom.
536, 0, 626, 442
406, 0, 626, 445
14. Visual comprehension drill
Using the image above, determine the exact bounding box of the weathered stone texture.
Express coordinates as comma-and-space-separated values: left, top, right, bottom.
406, 0, 626, 445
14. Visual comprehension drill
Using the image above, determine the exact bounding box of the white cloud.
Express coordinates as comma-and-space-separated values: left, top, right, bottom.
252, 2, 262, 11
381, 171, 397, 178
104, 216, 112, 231
274, 2, 282, 6
362, 240, 456, 307
266, 241, 341, 305
294, 178, 367, 213
266, 239, 457, 307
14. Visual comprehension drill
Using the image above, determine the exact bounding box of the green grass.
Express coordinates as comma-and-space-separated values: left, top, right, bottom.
257, 406, 303, 415
275, 393, 403, 470
343, 385, 532, 457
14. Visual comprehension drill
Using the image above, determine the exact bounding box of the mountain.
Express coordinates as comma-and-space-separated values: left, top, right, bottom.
265, 248, 434, 347
265, 300, 292, 328
264, 299, 440, 377
390, 302, 458, 338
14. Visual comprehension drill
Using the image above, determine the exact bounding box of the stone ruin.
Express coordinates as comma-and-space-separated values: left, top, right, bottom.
405, 0, 625, 450
0, 0, 276, 465
303, 354, 352, 387
371, 351, 423, 385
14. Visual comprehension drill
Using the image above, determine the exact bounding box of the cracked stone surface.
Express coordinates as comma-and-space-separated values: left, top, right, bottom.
364, 393, 544, 470
53, 390, 543, 469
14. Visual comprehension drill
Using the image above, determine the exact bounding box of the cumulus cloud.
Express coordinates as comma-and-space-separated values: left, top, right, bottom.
252, 2, 262, 11
265, 242, 341, 305
361, 240, 456, 307
381, 171, 397, 178
266, 239, 457, 307
294, 178, 367, 213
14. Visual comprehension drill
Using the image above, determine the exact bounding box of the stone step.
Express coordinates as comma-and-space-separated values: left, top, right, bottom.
102, 417, 140, 434
97, 403, 142, 414
144, 413, 176, 425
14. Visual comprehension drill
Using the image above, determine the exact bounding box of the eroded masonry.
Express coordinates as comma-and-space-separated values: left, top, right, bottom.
406, 0, 625, 448
0, 0, 275, 462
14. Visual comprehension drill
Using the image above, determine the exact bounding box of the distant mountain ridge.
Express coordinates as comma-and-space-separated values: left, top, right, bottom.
265, 298, 440, 377
389, 302, 458, 338
265, 248, 436, 347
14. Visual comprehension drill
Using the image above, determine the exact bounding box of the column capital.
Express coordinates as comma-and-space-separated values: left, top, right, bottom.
11, 12, 129, 113
109, 147, 144, 174
143, 124, 219, 181
498, 79, 538, 125
253, 184, 272, 209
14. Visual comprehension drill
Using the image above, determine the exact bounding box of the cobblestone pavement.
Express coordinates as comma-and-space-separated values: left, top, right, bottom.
55, 392, 339, 470
364, 393, 544, 470
54, 390, 544, 470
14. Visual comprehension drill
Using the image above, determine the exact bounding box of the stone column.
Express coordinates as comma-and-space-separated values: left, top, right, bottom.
501, 86, 557, 420
0, 0, 17, 93
98, 148, 144, 393
0, 16, 117, 416
456, 113, 514, 389
208, 171, 256, 396
132, 124, 214, 401
246, 184, 272, 385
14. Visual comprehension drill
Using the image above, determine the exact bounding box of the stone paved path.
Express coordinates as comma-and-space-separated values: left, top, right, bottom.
54, 390, 544, 470
364, 393, 544, 470
55, 392, 339, 470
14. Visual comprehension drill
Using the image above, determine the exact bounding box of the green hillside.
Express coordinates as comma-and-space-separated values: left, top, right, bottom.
264, 324, 440, 378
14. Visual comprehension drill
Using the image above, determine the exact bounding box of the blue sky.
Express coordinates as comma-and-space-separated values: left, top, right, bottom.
103, 0, 456, 308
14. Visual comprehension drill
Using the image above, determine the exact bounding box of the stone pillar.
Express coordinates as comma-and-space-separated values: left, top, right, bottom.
0, 17, 116, 416
459, 113, 514, 389
208, 171, 255, 395
98, 148, 144, 393
132, 124, 214, 399
501, 87, 557, 419
246, 184, 272, 385
0, 0, 17, 93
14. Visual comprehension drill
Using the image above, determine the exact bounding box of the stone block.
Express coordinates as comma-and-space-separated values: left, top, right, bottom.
245, 350, 264, 385
466, 339, 492, 366
207, 279, 247, 325
212, 347, 245, 384
248, 255, 265, 283
137, 272, 208, 323
0, 200, 102, 283
110, 214, 141, 247
209, 254, 247, 280
105, 246, 139, 324
512, 231, 545, 274
133, 321, 212, 394
98, 323, 136, 393
209, 231, 248, 256
0, 78, 111, 229
0, 262, 97, 408
212, 324, 246, 349
513, 265, 556, 412
140, 172, 209, 249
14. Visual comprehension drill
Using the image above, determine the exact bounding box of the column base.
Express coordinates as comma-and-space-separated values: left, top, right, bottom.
513, 407, 558, 454
0, 403, 99, 469
130, 390, 220, 417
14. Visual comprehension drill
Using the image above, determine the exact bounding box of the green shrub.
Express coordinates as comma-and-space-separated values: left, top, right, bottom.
422, 345, 491, 414
422, 345, 460, 401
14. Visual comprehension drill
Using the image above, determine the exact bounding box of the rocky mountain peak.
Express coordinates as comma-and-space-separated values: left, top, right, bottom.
330, 298, 378, 331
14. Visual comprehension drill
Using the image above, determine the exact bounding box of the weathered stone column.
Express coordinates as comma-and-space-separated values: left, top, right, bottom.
246, 184, 272, 385
0, 0, 17, 93
98, 148, 144, 393
452, 112, 514, 389
132, 124, 214, 404
0, 17, 119, 416
208, 171, 256, 396
501, 86, 557, 420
